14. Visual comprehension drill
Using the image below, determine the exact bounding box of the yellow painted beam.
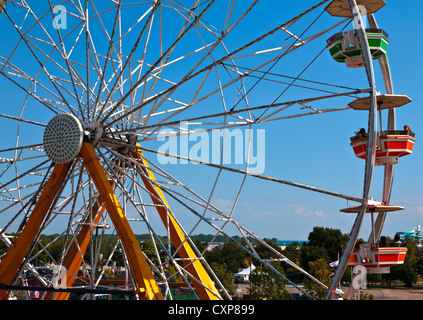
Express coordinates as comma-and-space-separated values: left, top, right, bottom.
79, 142, 163, 300
0, 162, 72, 299
132, 146, 221, 300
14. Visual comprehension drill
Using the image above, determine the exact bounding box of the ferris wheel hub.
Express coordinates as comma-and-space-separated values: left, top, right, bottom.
84, 121, 103, 146
43, 113, 84, 164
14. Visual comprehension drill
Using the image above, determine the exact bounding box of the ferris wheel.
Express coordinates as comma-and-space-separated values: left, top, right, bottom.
0, 0, 414, 300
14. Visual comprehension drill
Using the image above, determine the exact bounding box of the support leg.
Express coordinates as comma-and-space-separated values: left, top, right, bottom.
79, 142, 163, 300
132, 147, 221, 300
0, 162, 72, 299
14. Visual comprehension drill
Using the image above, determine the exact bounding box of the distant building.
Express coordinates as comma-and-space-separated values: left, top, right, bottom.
205, 242, 224, 251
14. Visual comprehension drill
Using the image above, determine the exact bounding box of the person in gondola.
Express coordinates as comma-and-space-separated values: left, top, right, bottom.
380, 236, 387, 247
403, 125, 411, 133
393, 234, 402, 246
357, 128, 367, 138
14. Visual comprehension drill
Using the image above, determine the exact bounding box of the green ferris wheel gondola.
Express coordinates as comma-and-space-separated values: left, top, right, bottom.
326, 28, 389, 68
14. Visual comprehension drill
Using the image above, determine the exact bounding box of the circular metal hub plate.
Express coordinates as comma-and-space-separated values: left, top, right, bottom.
43, 113, 84, 163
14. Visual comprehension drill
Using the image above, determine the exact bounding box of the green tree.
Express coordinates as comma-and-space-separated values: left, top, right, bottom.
404, 242, 420, 269
140, 239, 158, 261
47, 236, 65, 264
252, 241, 283, 263
399, 264, 418, 287
282, 242, 301, 264
205, 242, 248, 273
300, 245, 330, 271
282, 242, 304, 283
304, 258, 331, 300
210, 262, 236, 297
389, 242, 419, 287
194, 239, 207, 253
307, 227, 348, 262
249, 265, 291, 300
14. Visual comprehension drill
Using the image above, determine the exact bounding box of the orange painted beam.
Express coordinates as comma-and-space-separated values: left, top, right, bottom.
0, 162, 72, 299
132, 147, 221, 300
79, 142, 163, 300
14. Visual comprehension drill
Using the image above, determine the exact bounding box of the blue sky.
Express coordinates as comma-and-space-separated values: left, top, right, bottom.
168, 0, 423, 241
0, 1, 422, 242
191, 0, 423, 241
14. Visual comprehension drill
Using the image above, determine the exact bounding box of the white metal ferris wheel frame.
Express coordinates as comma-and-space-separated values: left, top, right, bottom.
0, 0, 405, 300
325, 0, 399, 299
